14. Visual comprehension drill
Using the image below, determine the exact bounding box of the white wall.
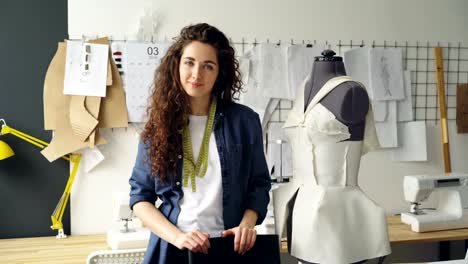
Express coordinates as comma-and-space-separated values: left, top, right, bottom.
361, 122, 468, 212
69, 0, 468, 42
70, 128, 139, 235
68, 0, 468, 261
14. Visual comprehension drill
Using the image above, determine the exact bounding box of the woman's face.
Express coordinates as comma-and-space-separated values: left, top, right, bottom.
179, 41, 219, 101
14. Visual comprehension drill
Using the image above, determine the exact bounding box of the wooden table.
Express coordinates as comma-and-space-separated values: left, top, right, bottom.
387, 216, 468, 244
0, 234, 108, 264
280, 216, 468, 252
2, 216, 468, 264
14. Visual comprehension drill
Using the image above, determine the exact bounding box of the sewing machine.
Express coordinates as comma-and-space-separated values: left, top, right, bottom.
401, 174, 468, 232
107, 192, 150, 249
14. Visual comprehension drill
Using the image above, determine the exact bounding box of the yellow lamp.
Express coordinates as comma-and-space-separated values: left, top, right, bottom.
0, 118, 81, 239
0, 140, 15, 160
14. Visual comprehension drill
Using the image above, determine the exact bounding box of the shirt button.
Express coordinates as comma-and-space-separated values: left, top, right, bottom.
176, 181, 180, 185
178, 155, 182, 159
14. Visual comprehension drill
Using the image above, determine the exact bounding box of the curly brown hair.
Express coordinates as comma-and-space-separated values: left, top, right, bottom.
141, 23, 243, 182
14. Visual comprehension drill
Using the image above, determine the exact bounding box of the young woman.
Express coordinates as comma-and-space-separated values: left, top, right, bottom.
129, 23, 271, 264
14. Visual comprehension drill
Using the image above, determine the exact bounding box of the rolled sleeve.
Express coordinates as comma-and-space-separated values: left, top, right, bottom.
129, 140, 157, 210
246, 114, 271, 225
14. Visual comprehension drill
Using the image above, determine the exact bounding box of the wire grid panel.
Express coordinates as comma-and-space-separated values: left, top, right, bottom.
232, 39, 468, 125
337, 41, 468, 123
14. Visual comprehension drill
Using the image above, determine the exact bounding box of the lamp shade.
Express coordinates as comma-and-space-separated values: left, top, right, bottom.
0, 140, 15, 160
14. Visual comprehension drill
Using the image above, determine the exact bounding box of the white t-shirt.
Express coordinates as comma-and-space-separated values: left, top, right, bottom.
176, 115, 224, 237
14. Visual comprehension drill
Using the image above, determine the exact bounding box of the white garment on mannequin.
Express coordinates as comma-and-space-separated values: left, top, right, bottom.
273, 76, 390, 264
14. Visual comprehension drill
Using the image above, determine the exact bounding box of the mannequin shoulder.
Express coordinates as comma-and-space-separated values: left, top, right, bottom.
322, 81, 369, 124
340, 81, 369, 124
339, 81, 369, 106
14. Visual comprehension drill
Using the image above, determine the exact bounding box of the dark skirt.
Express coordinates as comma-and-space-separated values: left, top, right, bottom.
165, 234, 280, 264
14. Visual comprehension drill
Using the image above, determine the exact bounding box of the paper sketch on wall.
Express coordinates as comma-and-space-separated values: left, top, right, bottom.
344, 47, 399, 148
64, 41, 109, 97
369, 48, 405, 101
376, 101, 398, 148
380, 56, 391, 97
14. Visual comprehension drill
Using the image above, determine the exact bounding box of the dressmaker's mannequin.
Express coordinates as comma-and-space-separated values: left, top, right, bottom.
304, 49, 369, 141
275, 49, 390, 264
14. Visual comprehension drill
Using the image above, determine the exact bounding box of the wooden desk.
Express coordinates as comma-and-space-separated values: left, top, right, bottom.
387, 215, 468, 244
280, 216, 468, 252
0, 234, 108, 264
2, 216, 468, 263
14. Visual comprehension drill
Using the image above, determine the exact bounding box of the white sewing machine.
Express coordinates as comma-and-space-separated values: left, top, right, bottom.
401, 174, 468, 232
107, 192, 150, 250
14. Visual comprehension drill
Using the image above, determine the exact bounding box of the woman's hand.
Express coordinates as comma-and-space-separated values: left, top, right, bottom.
222, 224, 257, 255
174, 230, 211, 254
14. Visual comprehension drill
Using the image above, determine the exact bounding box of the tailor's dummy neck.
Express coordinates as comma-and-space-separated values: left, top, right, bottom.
309, 49, 347, 92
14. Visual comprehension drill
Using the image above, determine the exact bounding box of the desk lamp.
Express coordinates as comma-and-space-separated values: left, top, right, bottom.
0, 119, 81, 239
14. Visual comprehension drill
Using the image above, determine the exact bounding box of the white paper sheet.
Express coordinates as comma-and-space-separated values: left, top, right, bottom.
344, 48, 387, 122
392, 121, 427, 161
369, 48, 405, 101
64, 41, 109, 97
244, 46, 261, 84
239, 81, 273, 130
397, 70, 414, 121
344, 48, 372, 95
239, 46, 272, 128
375, 100, 398, 148
125, 41, 170, 122
266, 122, 293, 178
262, 99, 279, 131
259, 43, 292, 100
79, 146, 105, 173
287, 45, 322, 97
238, 57, 250, 84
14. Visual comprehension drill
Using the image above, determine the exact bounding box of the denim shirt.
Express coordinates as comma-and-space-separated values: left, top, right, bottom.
129, 99, 271, 264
